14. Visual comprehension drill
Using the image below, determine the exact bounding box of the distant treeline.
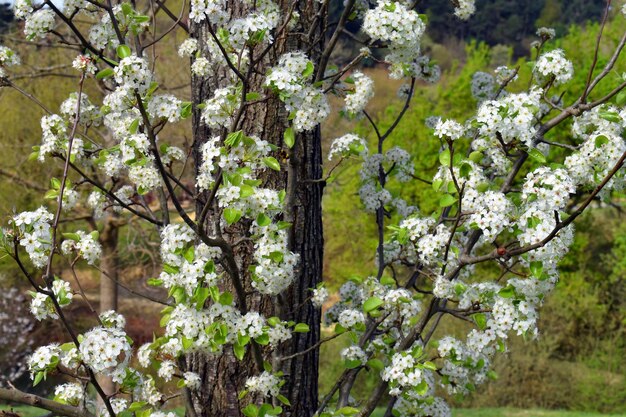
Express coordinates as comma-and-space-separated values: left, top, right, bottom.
420, 0, 606, 55
0, 3, 12, 33
332, 0, 607, 58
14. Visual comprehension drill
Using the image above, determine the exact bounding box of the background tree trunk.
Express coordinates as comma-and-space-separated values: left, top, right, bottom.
185, 2, 325, 416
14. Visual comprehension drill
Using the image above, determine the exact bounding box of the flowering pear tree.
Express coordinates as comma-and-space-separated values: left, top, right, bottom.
1, 1, 626, 417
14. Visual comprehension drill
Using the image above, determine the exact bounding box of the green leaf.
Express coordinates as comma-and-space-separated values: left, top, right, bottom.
459, 162, 472, 178
415, 380, 429, 396
432, 178, 444, 191
294, 323, 310, 333
527, 216, 542, 229
472, 313, 487, 330
337, 407, 360, 416
266, 251, 284, 263
499, 285, 516, 299
367, 358, 384, 371
263, 157, 281, 171
616, 91, 626, 106
598, 111, 621, 123
162, 264, 179, 274
219, 292, 233, 306
595, 135, 609, 148
363, 296, 384, 313
380, 276, 396, 286
133, 15, 150, 23
276, 394, 291, 406
528, 147, 547, 163
224, 208, 242, 225
238, 333, 251, 346
239, 184, 255, 198
243, 404, 258, 417
33, 371, 44, 386
147, 278, 162, 286
225, 130, 243, 147
530, 261, 543, 278
422, 361, 438, 371
62, 232, 81, 242
233, 342, 245, 360
194, 287, 210, 310
209, 285, 220, 302
117, 44, 131, 59
121, 3, 133, 15
302, 61, 314, 79
283, 127, 295, 148
344, 359, 362, 369
184, 246, 195, 263
256, 213, 272, 227
439, 194, 457, 208
128, 402, 148, 412
96, 67, 114, 80
255, 333, 270, 345
246, 92, 261, 101
439, 149, 451, 167
180, 102, 193, 119
159, 313, 171, 327
469, 151, 483, 163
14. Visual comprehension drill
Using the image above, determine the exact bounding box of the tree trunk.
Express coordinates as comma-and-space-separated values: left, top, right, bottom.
185, 2, 325, 416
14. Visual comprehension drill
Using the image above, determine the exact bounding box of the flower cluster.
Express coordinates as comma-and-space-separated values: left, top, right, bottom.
227, 0, 280, 49
311, 285, 329, 307
363, 1, 426, 78
148, 95, 183, 123
328, 133, 368, 161
534, 49, 574, 85
72, 55, 97, 74
381, 351, 426, 396
245, 371, 281, 398
344, 71, 375, 117
100, 310, 126, 329
434, 119, 465, 141
536, 27, 556, 40
178, 38, 198, 57
79, 326, 132, 374
24, 9, 55, 40
114, 55, 153, 94
470, 72, 495, 102
28, 344, 61, 378
565, 108, 626, 193
60, 93, 102, 127
341, 345, 368, 366
54, 382, 83, 406
251, 224, 300, 295
201, 85, 241, 128
359, 147, 414, 212
189, 0, 228, 24
12, 207, 53, 268
29, 279, 74, 321
61, 230, 102, 265
453, 0, 476, 20
472, 88, 543, 173
265, 52, 330, 131
0, 45, 20, 78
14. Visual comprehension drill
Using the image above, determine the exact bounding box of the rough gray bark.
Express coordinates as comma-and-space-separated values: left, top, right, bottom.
185, 2, 325, 416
